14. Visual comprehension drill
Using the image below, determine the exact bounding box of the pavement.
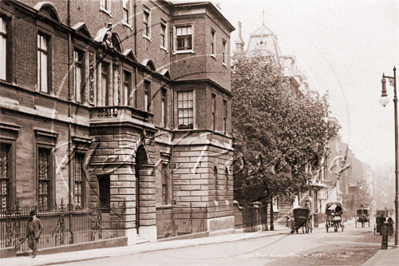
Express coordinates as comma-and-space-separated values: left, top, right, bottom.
1, 226, 398, 266
361, 241, 399, 266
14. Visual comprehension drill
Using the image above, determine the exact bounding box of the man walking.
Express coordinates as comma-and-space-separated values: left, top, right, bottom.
26, 210, 42, 258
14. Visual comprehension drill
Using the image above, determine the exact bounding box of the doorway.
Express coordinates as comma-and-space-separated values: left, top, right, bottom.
135, 146, 148, 234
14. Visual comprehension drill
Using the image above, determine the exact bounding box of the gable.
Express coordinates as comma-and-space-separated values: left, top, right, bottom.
72, 22, 93, 40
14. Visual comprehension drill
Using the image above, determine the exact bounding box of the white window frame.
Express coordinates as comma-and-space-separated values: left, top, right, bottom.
223, 99, 227, 134
144, 80, 151, 112
100, 0, 112, 17
211, 93, 216, 131
122, 0, 131, 29
161, 88, 167, 127
74, 49, 84, 103
37, 33, 49, 93
0, 17, 7, 81
143, 7, 151, 41
210, 28, 216, 59
173, 24, 194, 54
222, 39, 227, 66
123, 70, 131, 106
160, 19, 168, 52
101, 61, 110, 106
177, 90, 195, 129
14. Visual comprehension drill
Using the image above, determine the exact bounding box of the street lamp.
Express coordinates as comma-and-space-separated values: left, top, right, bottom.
380, 66, 399, 246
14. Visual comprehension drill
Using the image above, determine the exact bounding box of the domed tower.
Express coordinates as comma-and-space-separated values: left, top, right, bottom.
246, 22, 282, 65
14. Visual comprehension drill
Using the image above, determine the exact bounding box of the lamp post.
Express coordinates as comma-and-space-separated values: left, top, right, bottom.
380, 66, 399, 246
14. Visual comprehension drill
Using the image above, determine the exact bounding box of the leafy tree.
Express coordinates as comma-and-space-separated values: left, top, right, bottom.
232, 50, 339, 205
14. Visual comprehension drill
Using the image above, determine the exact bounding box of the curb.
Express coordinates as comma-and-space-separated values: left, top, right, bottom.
8, 230, 289, 266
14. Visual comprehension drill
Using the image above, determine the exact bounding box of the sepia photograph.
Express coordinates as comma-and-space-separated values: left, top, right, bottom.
0, 0, 398, 265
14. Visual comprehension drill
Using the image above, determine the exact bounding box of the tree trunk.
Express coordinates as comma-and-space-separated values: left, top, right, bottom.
270, 196, 274, 230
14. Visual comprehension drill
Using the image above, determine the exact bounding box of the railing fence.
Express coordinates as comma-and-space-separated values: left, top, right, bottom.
0, 200, 126, 253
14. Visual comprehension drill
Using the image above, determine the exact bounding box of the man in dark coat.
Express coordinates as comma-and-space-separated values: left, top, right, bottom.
26, 210, 42, 258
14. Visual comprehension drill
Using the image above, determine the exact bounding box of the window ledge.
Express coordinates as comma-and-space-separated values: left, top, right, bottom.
173, 50, 195, 55
99, 7, 112, 17
143, 35, 152, 42
160, 46, 168, 53
122, 22, 132, 30
211, 54, 217, 60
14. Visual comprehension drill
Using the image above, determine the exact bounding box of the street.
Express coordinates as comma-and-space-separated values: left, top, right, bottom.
57, 220, 385, 266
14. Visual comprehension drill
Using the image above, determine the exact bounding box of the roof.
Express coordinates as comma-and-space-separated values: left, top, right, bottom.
250, 24, 275, 37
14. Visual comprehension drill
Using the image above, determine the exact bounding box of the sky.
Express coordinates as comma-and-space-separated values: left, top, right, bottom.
218, 0, 399, 168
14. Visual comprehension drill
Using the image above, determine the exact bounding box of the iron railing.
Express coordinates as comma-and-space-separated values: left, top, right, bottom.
157, 206, 207, 239
0, 200, 126, 253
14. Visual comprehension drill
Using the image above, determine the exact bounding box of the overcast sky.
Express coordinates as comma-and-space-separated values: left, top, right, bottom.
219, 0, 399, 168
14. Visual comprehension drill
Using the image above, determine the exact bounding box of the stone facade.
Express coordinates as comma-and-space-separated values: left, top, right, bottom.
0, 0, 235, 244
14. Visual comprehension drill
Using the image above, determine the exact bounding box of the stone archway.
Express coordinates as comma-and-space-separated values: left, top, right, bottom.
135, 146, 148, 233
134, 145, 156, 240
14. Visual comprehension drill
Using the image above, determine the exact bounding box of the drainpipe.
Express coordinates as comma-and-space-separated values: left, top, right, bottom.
67, 0, 73, 211
134, 0, 137, 107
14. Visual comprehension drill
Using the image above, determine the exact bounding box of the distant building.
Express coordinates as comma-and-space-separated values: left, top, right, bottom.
235, 20, 310, 95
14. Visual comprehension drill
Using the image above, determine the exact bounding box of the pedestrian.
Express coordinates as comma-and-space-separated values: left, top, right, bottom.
26, 210, 42, 258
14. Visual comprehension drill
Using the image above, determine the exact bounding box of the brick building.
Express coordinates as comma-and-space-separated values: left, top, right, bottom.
0, 0, 235, 245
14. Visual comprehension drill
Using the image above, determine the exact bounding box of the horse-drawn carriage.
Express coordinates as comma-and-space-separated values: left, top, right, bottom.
325, 202, 344, 232
355, 207, 370, 228
374, 209, 388, 234
290, 207, 312, 234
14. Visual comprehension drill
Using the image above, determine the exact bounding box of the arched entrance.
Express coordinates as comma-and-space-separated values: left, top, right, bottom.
135, 146, 148, 233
